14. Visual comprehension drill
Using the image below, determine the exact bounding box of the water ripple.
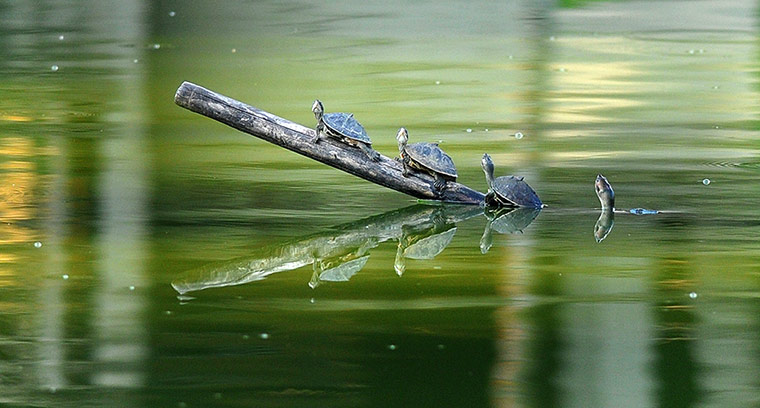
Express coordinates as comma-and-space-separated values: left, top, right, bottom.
703, 160, 760, 170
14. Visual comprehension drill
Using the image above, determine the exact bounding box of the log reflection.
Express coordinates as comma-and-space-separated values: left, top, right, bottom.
172, 204, 486, 294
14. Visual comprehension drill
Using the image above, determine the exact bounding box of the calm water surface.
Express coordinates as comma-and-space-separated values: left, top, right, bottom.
1, 1, 759, 407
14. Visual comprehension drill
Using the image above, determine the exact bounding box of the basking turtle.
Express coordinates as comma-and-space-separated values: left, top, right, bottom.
481, 153, 543, 209
396, 127, 458, 193
311, 100, 380, 161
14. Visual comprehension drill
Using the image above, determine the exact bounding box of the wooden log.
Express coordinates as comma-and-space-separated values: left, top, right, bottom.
174, 81, 485, 204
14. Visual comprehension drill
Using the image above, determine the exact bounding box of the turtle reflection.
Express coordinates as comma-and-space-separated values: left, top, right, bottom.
309, 254, 370, 289
594, 210, 615, 243
394, 214, 457, 276
308, 237, 378, 288
479, 207, 541, 253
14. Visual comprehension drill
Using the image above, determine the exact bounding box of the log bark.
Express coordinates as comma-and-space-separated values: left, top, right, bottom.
174, 81, 485, 204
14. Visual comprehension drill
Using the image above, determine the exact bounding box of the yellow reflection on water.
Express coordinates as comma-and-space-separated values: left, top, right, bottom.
546, 60, 646, 125
0, 137, 45, 249
0, 114, 33, 122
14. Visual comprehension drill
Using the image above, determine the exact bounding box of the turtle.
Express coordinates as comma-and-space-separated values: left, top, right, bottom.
593, 174, 660, 243
594, 174, 615, 211
395, 127, 458, 194
311, 99, 380, 161
595, 174, 658, 214
481, 153, 543, 209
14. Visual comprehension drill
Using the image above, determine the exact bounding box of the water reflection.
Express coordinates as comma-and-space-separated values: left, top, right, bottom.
593, 210, 614, 243
480, 207, 541, 253
394, 213, 457, 276
172, 204, 487, 294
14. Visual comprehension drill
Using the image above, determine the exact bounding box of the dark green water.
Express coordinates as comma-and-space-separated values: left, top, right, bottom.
1, 1, 760, 407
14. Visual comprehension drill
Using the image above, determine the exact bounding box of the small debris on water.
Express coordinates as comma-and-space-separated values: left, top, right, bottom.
62, 274, 69, 280
688, 49, 695, 54
387, 344, 397, 351
164, 310, 172, 315
231, 48, 237, 53
242, 334, 250, 340
435, 80, 441, 85
466, 128, 472, 133
152, 43, 161, 50
558, 67, 567, 72
133, 59, 139, 63
129, 285, 135, 291
549, 36, 556, 41
50, 65, 59, 72
702, 178, 711, 185
630, 208, 659, 215
260, 333, 269, 340
514, 132, 524, 139
712, 85, 719, 89
58, 35, 64, 41
484, 128, 489, 132
34, 241, 42, 248
689, 292, 698, 299
168, 11, 176, 17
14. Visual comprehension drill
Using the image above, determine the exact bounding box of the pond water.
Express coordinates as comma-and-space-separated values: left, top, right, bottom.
1, 0, 759, 407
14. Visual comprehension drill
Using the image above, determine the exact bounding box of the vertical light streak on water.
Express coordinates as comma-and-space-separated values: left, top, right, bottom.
91, 0, 148, 393
561, 276, 654, 407
38, 122, 68, 393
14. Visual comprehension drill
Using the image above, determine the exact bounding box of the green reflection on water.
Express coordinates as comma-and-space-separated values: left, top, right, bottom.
1, 0, 760, 407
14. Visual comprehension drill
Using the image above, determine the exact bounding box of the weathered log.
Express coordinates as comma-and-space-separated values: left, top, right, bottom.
174, 81, 485, 204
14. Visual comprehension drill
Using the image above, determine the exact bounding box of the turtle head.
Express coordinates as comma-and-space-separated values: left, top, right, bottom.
396, 127, 408, 153
481, 153, 495, 189
595, 174, 615, 210
311, 100, 324, 120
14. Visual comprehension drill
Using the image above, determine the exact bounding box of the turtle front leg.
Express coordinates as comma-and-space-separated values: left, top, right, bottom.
358, 142, 381, 162
433, 173, 447, 193
400, 155, 411, 177
312, 123, 323, 143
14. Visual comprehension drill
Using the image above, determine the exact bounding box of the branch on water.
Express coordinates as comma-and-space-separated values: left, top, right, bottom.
174, 81, 485, 204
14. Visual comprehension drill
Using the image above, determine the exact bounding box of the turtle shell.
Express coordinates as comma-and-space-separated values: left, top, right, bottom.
492, 175, 543, 208
405, 142, 458, 179
321, 112, 372, 144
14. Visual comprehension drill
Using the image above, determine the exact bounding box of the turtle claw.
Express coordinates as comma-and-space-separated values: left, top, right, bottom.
433, 176, 447, 193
